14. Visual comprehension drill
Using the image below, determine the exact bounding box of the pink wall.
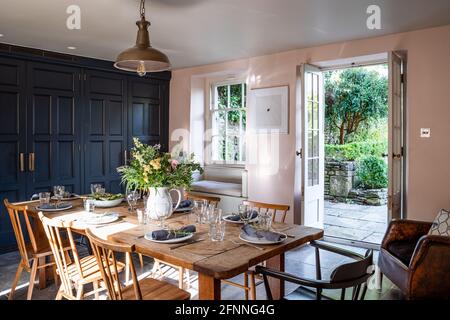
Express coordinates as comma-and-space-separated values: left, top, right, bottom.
169, 24, 450, 223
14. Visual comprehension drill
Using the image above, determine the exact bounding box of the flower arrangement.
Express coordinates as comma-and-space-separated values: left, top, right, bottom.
117, 138, 202, 191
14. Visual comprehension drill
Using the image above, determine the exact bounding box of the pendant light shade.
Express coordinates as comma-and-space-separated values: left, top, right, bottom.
114, 0, 171, 75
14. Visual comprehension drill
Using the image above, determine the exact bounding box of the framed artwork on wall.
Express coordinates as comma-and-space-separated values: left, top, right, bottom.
249, 85, 289, 134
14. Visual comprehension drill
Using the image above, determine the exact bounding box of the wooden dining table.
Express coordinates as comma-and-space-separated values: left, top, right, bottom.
19, 198, 323, 300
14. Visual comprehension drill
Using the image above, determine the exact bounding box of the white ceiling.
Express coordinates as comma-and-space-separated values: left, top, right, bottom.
0, 0, 450, 69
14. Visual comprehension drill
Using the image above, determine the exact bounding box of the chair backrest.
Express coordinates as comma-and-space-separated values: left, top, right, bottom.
185, 192, 221, 207
38, 212, 84, 299
86, 228, 140, 300
243, 200, 290, 223
3, 199, 39, 269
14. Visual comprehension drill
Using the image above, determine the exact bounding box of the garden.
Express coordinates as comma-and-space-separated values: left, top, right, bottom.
324, 65, 388, 206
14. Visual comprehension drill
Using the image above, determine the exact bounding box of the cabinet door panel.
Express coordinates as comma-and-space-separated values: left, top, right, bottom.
128, 78, 169, 151
0, 57, 26, 253
26, 62, 81, 196
83, 70, 126, 193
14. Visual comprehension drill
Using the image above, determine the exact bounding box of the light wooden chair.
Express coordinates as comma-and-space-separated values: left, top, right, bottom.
3, 199, 63, 300
222, 200, 290, 300
151, 192, 221, 289
86, 229, 190, 300
38, 212, 125, 300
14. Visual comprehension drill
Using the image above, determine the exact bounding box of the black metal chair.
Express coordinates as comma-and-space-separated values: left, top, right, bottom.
256, 241, 374, 300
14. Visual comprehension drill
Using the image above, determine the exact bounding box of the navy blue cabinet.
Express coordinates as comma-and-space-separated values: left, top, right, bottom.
0, 57, 27, 252
0, 50, 170, 253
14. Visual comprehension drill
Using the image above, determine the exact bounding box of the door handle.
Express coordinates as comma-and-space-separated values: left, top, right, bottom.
19, 153, 25, 172
392, 153, 402, 159
29, 153, 35, 172
296, 149, 303, 158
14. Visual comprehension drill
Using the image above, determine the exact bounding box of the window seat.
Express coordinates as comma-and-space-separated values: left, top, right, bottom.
191, 180, 243, 198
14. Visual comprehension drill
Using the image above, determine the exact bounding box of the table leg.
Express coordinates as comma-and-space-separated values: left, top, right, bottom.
198, 273, 221, 300
265, 253, 285, 300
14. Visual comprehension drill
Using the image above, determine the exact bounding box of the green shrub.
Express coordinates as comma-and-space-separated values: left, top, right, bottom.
325, 140, 387, 161
356, 156, 388, 189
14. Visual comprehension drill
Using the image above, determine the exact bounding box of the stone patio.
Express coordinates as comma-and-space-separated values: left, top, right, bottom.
324, 200, 387, 244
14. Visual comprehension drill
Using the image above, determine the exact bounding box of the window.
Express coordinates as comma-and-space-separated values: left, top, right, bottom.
210, 81, 247, 164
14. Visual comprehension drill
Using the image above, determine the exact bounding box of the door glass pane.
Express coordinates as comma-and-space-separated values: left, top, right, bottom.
308, 101, 313, 129
313, 102, 319, 129
313, 158, 319, 185
312, 130, 319, 157
241, 110, 247, 132
313, 74, 319, 102
308, 159, 314, 187
306, 73, 313, 101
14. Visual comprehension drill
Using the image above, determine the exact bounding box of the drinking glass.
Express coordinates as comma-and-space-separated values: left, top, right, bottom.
258, 210, 274, 231
136, 209, 147, 225
126, 190, 140, 212
90, 183, 103, 195
83, 198, 96, 213
207, 208, 222, 224
53, 186, 65, 208
238, 204, 253, 224
39, 192, 51, 206
209, 220, 226, 242
193, 200, 206, 224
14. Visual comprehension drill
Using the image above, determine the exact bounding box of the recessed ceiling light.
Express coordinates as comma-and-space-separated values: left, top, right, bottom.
67, 46, 76, 50
0, 34, 4, 37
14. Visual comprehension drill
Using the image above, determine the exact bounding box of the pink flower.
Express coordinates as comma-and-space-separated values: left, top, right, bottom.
169, 159, 179, 169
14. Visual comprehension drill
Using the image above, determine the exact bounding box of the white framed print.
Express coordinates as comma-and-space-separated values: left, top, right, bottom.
249, 85, 289, 134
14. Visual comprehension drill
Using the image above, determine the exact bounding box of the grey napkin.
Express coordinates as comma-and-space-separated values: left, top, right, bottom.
151, 225, 196, 241
241, 224, 283, 242
175, 200, 193, 209
227, 210, 258, 222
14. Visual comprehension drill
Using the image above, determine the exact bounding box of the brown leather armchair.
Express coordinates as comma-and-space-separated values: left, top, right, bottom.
378, 219, 450, 299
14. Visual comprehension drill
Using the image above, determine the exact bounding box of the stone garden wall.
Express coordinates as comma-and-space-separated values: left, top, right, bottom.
325, 159, 387, 206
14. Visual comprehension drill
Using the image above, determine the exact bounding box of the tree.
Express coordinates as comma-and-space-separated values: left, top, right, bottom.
325, 68, 388, 144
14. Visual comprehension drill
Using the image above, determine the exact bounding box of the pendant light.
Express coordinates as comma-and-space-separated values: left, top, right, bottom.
114, 0, 171, 75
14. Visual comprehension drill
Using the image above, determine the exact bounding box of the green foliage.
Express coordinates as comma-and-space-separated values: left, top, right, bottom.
117, 138, 203, 191
325, 67, 388, 144
356, 156, 388, 189
326, 140, 387, 161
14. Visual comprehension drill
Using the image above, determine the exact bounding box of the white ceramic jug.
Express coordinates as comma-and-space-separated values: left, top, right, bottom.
145, 187, 181, 227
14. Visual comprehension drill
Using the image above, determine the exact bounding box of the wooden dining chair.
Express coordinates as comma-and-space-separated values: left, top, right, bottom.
85, 229, 190, 300
38, 212, 125, 300
3, 199, 63, 300
222, 200, 290, 300
150, 192, 221, 290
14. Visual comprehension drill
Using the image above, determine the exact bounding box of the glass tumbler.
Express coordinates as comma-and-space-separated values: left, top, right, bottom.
39, 192, 51, 206
209, 220, 226, 242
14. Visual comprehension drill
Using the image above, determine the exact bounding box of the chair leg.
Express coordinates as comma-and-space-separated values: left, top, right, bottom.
360, 283, 368, 300
93, 281, 99, 300
76, 284, 84, 300
377, 271, 384, 292
178, 267, 184, 289
138, 253, 144, 268
249, 272, 257, 300
244, 273, 249, 300
27, 258, 38, 300
56, 284, 64, 300
185, 269, 191, 290
9, 262, 24, 300
125, 254, 130, 284
52, 262, 59, 287
340, 288, 346, 300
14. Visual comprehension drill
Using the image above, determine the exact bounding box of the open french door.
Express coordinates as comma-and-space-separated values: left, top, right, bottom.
388, 52, 406, 221
295, 64, 325, 228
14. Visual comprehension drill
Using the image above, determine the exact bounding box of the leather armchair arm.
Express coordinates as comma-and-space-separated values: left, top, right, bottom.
409, 235, 450, 270
381, 219, 432, 249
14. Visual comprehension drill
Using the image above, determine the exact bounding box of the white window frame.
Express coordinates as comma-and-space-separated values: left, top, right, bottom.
205, 78, 247, 167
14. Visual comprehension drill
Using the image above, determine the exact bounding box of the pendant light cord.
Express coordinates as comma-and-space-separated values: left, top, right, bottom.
140, 0, 146, 19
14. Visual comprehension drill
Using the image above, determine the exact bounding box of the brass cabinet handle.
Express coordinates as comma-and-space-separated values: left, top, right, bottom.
19, 153, 25, 172
29, 153, 35, 172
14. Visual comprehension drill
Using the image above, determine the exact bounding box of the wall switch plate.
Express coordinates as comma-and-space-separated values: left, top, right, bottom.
420, 128, 431, 138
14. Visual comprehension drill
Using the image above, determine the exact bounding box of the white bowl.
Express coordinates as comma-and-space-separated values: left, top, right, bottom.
93, 198, 123, 208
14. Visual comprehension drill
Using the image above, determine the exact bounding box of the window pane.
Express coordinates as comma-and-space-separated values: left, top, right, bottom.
306, 73, 313, 101
241, 137, 246, 162
217, 85, 227, 109
227, 110, 240, 135
212, 111, 226, 136
308, 131, 313, 157
230, 84, 242, 108
312, 130, 319, 157
308, 101, 313, 129
226, 136, 240, 162
313, 102, 319, 129
243, 84, 247, 107
313, 158, 319, 185
212, 136, 226, 161
313, 74, 319, 102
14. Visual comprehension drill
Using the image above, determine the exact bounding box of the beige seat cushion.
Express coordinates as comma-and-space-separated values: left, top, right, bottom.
191, 180, 242, 197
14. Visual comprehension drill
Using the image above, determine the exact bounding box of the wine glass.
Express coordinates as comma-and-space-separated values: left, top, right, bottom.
126, 190, 140, 212
193, 200, 206, 224
53, 186, 65, 208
